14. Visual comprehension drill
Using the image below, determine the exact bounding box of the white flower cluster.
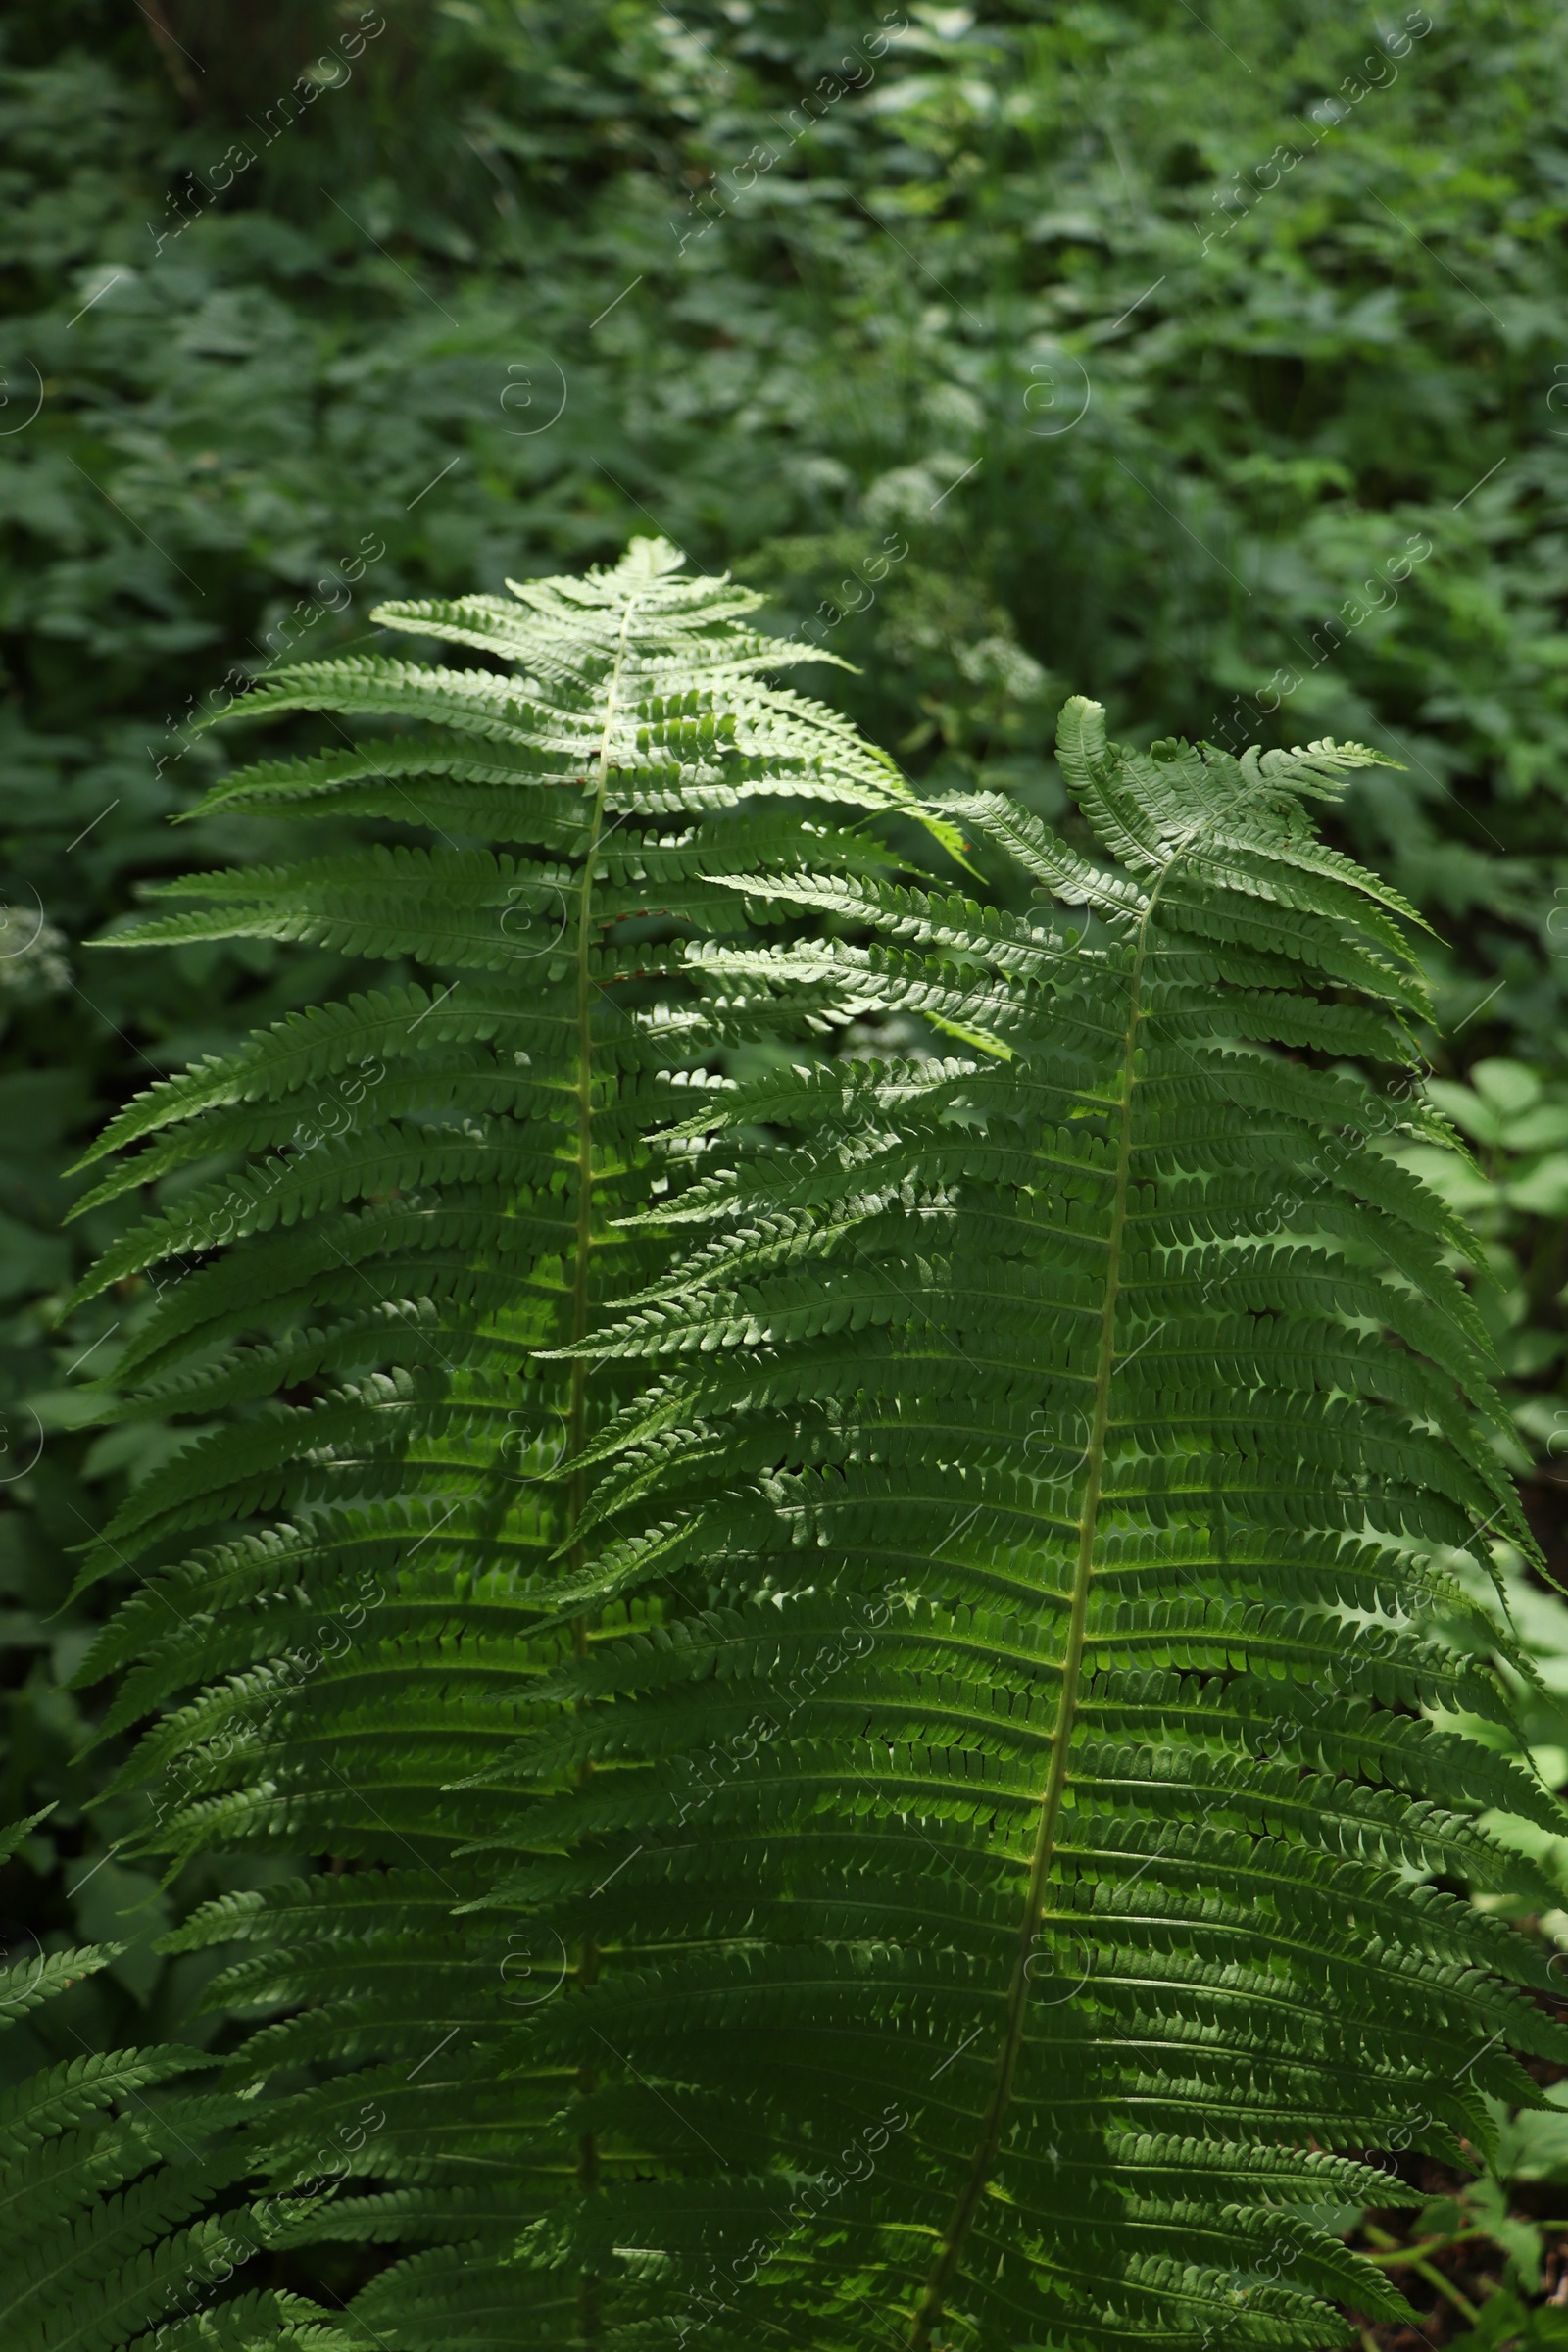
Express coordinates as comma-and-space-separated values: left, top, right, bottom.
0, 903, 70, 996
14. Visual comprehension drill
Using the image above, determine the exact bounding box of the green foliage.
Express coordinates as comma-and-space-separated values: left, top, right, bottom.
16, 646, 1568, 2349
0, 540, 950, 2349
1392, 1062, 1568, 1468
1332, 1560, 1568, 2333
59, 534, 932, 1874
517, 698, 1564, 2348
12, 0, 1568, 2064
0, 1810, 245, 2352
1448, 2294, 1568, 2349
9, 2, 1568, 2340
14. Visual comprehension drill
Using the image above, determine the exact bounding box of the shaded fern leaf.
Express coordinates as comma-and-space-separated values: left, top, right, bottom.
54, 541, 937, 2348
504, 702, 1564, 2350
0, 1817, 255, 2352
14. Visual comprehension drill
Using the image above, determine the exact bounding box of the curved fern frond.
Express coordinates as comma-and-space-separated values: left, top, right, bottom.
53, 541, 946, 2347
507, 702, 1562, 2350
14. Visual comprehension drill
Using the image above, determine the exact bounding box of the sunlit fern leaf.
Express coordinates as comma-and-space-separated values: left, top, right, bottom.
53, 540, 939, 2347
490, 701, 1568, 2350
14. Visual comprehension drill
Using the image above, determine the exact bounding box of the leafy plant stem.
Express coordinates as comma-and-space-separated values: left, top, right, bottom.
1362, 2222, 1482, 2322
1362, 2226, 1490, 2267
569, 592, 639, 1587
1355, 2221, 1568, 2270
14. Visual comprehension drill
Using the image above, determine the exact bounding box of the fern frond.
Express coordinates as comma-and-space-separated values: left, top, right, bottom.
47, 542, 959, 2349
507, 699, 1557, 2350
40, 541, 1560, 2352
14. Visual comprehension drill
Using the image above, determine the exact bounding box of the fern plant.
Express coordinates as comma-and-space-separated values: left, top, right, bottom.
489, 700, 1568, 2349
22, 539, 939, 2352
17, 544, 1568, 2352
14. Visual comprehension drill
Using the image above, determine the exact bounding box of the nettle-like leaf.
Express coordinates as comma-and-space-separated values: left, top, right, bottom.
491, 702, 1568, 2349
37, 541, 941, 2350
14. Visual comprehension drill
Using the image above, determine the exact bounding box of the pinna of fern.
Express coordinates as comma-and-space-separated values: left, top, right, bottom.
24, 539, 950, 2351
463, 699, 1568, 2350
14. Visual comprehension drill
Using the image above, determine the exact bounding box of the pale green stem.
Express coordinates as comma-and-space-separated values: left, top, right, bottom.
1361, 2222, 1480, 2324
905, 910, 1154, 2350
905, 789, 1255, 2347
568, 592, 638, 2348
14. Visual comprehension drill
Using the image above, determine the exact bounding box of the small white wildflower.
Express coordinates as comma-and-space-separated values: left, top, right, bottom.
0, 904, 71, 995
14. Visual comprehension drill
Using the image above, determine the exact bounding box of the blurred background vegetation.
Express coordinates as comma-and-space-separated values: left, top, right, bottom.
7, 0, 1568, 2336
